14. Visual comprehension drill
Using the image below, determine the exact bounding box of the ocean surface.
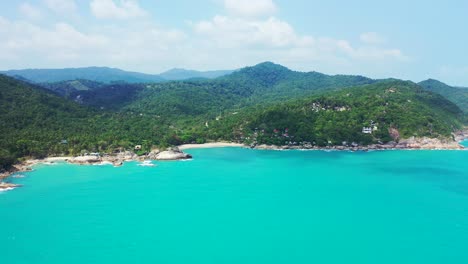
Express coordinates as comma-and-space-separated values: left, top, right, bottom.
1, 148, 468, 263
461, 139, 468, 147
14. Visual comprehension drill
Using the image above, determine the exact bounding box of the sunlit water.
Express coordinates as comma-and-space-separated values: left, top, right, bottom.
1, 148, 468, 263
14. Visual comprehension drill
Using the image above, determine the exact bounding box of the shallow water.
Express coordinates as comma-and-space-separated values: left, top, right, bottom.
461, 139, 468, 147
1, 148, 468, 263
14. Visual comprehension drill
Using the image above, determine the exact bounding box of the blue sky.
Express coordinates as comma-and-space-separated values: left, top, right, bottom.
0, 0, 467, 86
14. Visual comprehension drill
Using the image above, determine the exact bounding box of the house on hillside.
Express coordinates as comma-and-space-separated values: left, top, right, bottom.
362, 127, 373, 134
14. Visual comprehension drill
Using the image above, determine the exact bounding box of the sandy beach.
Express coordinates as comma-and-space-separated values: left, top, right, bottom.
178, 142, 245, 150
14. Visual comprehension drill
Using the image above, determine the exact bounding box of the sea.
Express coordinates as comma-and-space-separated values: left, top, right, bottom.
1, 147, 468, 263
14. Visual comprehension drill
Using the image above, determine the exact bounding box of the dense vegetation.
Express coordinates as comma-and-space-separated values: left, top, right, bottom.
206, 81, 463, 146
40, 79, 106, 97
0, 62, 466, 171
419, 79, 468, 113
118, 62, 376, 118
0, 75, 175, 170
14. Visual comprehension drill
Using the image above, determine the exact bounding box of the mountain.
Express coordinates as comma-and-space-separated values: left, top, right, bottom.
1, 66, 234, 84
1, 63, 466, 170
418, 79, 468, 113
120, 62, 376, 118
159, 68, 234, 80
39, 79, 106, 97
1, 67, 165, 83
0, 74, 169, 170
208, 80, 464, 146
0, 74, 95, 170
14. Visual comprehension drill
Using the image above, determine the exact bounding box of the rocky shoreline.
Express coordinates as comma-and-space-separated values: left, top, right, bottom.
1, 135, 467, 188
0, 147, 192, 186
253, 136, 467, 151
67, 147, 192, 165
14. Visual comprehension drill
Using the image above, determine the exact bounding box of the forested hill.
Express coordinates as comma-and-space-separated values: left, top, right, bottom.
1, 63, 466, 171
1, 67, 234, 84
418, 79, 468, 113
1, 67, 165, 83
0, 74, 171, 171
119, 62, 376, 117
35, 62, 377, 116
207, 80, 464, 146
0, 74, 94, 170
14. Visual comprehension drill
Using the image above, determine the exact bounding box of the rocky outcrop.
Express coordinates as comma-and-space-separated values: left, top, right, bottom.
252, 136, 465, 151
454, 128, 468, 143
154, 148, 192, 160
0, 182, 21, 190
68, 155, 101, 164
393, 137, 463, 149
146, 149, 161, 160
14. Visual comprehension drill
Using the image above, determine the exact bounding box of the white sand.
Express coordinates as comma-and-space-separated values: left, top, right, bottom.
178, 142, 245, 150
43, 157, 70, 162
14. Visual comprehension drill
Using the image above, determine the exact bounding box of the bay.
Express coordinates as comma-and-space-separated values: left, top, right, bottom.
1, 148, 468, 263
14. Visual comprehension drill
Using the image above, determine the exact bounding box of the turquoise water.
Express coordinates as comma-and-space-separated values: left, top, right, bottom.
1, 148, 468, 263
461, 140, 468, 147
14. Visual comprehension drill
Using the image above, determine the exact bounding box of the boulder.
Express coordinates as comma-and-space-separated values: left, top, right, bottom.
69, 155, 101, 164
155, 150, 192, 160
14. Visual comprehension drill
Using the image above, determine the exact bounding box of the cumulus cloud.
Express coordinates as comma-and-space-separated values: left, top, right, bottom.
0, 1, 409, 76
19, 2, 43, 20
224, 0, 277, 17
0, 15, 187, 70
90, 0, 147, 19
360, 32, 386, 44
193, 16, 311, 48
191, 15, 407, 69
43, 0, 78, 14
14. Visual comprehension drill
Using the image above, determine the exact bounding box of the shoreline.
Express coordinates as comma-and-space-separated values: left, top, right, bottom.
1, 138, 466, 186
178, 142, 245, 150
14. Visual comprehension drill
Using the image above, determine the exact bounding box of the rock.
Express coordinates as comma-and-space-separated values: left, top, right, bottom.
155, 150, 192, 160
147, 149, 161, 160
113, 161, 123, 167
69, 155, 101, 164
0, 182, 21, 190
116, 151, 138, 161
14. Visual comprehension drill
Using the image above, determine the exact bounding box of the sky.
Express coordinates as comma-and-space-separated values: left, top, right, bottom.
0, 0, 467, 86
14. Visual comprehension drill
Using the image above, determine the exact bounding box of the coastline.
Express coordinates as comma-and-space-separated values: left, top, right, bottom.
178, 142, 245, 150
1, 136, 467, 188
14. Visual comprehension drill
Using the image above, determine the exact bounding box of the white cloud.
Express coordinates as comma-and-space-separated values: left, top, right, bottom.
0, 15, 187, 71
224, 0, 277, 17
19, 2, 43, 20
191, 15, 407, 69
43, 0, 78, 14
0, 1, 409, 77
90, 0, 147, 19
193, 16, 311, 48
360, 32, 386, 44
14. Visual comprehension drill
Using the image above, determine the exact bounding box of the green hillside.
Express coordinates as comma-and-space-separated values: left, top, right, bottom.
207, 81, 463, 146
418, 79, 468, 113
40, 79, 105, 97
1, 64, 466, 171
0, 75, 170, 170
121, 62, 375, 118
